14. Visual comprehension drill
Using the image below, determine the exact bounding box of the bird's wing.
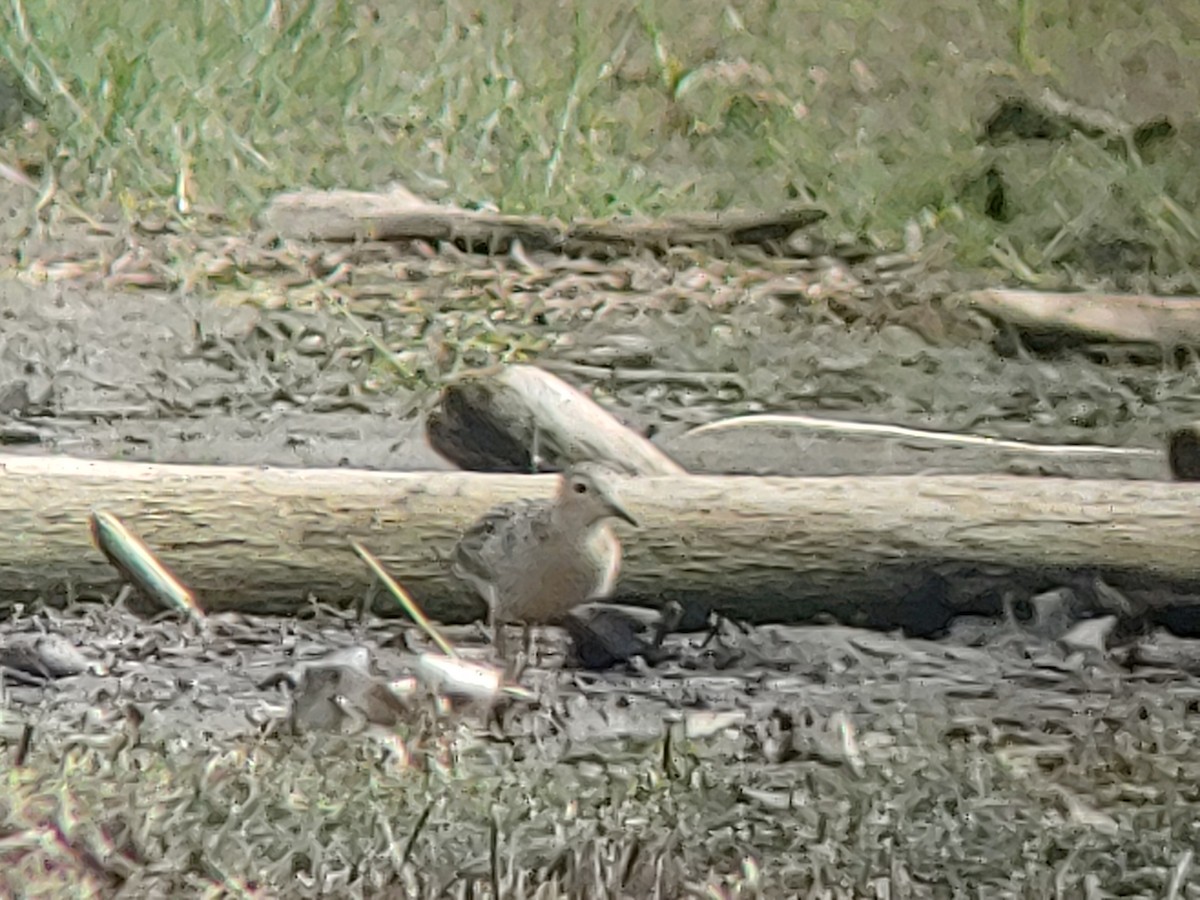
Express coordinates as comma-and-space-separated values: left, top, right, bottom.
452, 499, 552, 590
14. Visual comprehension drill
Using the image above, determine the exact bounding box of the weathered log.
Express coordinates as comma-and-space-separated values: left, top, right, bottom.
259, 186, 825, 257
425, 365, 685, 475
969, 288, 1200, 346
3, 454, 1200, 631
258, 184, 562, 248
561, 204, 827, 256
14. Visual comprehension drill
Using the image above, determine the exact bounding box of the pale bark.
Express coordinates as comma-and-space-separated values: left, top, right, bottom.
426, 365, 685, 475
260, 186, 824, 255
969, 288, 1200, 345
2, 453, 1199, 622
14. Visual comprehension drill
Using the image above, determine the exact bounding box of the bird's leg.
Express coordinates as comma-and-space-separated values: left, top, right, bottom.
500, 621, 533, 681
530, 425, 542, 473
654, 600, 685, 648
489, 611, 508, 660
484, 586, 507, 660
521, 622, 534, 666
498, 622, 532, 681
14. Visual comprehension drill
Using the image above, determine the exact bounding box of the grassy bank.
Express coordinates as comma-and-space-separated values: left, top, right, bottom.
1, 0, 1198, 276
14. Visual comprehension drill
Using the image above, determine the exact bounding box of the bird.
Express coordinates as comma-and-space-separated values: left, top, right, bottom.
452, 463, 638, 660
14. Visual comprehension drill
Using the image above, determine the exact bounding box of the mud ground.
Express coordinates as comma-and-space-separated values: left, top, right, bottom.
5, 593, 1200, 746
0, 230, 1199, 736
4, 227, 1200, 894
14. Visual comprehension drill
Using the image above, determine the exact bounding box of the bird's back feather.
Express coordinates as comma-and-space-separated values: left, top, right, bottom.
452, 498, 553, 589
452, 488, 628, 625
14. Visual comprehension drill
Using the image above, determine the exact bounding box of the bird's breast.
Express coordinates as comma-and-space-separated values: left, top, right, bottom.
588, 525, 622, 598
493, 524, 623, 623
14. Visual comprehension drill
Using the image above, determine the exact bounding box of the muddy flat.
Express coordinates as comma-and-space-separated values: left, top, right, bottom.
2, 232, 1200, 896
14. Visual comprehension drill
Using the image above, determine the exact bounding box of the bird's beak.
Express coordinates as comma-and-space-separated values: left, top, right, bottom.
608, 499, 638, 528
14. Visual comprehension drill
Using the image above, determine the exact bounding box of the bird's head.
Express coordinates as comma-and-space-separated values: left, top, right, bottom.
556, 463, 638, 528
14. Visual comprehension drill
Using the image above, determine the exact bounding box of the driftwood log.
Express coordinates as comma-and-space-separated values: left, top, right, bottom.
983, 87, 1166, 149
260, 186, 826, 257
426, 365, 684, 475
969, 288, 1200, 346
4, 453, 1200, 631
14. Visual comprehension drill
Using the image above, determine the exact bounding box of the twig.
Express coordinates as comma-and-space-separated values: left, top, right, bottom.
539, 359, 748, 391
350, 539, 459, 658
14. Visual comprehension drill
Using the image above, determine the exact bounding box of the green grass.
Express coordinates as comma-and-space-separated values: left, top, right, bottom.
2, 0, 1199, 276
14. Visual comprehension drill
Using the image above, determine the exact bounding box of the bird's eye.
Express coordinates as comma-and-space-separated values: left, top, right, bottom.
572, 481, 588, 494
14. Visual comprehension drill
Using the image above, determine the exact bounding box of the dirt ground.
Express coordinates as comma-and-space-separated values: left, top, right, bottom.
4, 220, 1200, 895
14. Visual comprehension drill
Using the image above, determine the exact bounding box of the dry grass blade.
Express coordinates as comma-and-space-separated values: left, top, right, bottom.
1167, 849, 1193, 900
489, 810, 501, 900
400, 799, 436, 869
349, 544, 534, 701
88, 509, 204, 623
349, 538, 458, 659
328, 292, 416, 380
0, 158, 35, 190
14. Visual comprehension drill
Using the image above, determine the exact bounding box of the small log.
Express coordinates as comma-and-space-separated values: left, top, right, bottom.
665, 414, 1166, 479
562, 204, 827, 256
425, 365, 685, 476
258, 185, 564, 249
984, 87, 1142, 145
259, 186, 825, 257
969, 288, 1200, 345
4, 454, 1200, 628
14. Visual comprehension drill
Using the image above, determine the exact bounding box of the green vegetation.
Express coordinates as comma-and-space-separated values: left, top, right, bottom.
2, 0, 1199, 274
